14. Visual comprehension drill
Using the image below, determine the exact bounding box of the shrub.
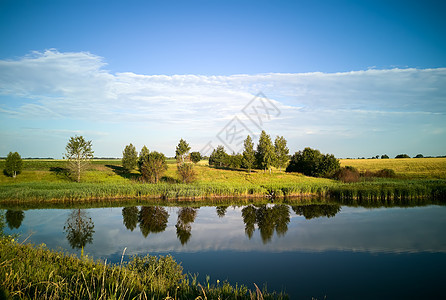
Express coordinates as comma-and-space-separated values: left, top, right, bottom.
375, 168, 396, 178
333, 166, 360, 183
177, 163, 196, 183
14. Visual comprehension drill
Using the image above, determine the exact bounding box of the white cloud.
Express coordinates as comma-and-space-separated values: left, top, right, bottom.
0, 49, 445, 157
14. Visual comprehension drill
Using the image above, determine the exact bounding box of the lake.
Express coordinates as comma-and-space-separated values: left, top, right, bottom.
3, 201, 446, 299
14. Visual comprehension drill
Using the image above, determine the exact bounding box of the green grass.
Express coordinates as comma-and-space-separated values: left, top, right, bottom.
0, 158, 445, 203
0, 235, 286, 299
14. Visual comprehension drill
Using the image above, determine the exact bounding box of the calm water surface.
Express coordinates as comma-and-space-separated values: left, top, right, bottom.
3, 202, 446, 299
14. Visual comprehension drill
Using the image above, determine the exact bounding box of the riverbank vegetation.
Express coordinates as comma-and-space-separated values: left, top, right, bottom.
0, 157, 445, 203
0, 216, 286, 299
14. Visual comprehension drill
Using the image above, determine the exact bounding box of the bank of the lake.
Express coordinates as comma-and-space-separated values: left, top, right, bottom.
0, 158, 445, 203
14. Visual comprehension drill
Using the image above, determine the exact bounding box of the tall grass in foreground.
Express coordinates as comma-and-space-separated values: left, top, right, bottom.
0, 236, 287, 299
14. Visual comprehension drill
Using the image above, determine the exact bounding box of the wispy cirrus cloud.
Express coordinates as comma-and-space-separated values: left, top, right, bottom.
0, 49, 445, 157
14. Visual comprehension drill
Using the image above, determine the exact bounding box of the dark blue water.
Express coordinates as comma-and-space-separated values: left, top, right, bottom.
3, 204, 446, 299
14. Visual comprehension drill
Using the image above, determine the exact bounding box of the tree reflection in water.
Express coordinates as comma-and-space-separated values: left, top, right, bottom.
64, 209, 94, 256
242, 204, 290, 243
138, 206, 169, 238
216, 206, 228, 218
176, 207, 197, 245
122, 206, 139, 231
5, 210, 25, 229
291, 204, 341, 219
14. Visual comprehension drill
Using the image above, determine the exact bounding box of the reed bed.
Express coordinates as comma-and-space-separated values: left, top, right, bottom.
0, 235, 287, 299
328, 179, 446, 201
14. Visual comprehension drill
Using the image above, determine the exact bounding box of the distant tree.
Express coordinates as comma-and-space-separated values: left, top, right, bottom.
4, 152, 23, 178
242, 135, 256, 172
414, 154, 424, 158
381, 154, 389, 159
395, 154, 410, 159
175, 138, 191, 163
256, 130, 276, 174
138, 151, 168, 183
209, 145, 228, 167
122, 143, 138, 171
274, 136, 289, 171
190, 151, 202, 164
177, 162, 196, 183
64, 136, 94, 182
286, 147, 340, 177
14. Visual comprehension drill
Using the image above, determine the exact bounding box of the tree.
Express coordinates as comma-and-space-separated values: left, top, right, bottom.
209, 145, 228, 167
395, 154, 410, 159
139, 146, 150, 161
242, 135, 255, 172
228, 153, 243, 169
286, 147, 340, 177
138, 151, 168, 183
122, 143, 138, 171
274, 136, 289, 171
175, 138, 191, 163
381, 154, 389, 159
4, 152, 23, 178
177, 162, 196, 183
414, 154, 424, 158
190, 151, 202, 164
255, 130, 275, 174
64, 136, 94, 182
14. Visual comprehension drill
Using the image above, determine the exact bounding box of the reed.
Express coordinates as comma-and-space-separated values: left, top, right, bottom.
0, 235, 287, 299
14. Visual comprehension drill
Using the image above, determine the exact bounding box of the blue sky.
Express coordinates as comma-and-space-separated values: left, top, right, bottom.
0, 0, 445, 158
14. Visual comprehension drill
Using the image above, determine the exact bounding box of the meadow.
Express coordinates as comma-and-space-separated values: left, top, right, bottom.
0, 158, 445, 203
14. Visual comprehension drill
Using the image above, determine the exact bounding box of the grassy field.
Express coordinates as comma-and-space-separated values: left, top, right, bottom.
0, 158, 445, 202
340, 157, 446, 179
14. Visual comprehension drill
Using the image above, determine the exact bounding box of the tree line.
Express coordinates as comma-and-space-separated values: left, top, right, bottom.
4, 133, 436, 182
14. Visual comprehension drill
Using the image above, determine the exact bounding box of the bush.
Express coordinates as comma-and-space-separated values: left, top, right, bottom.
333, 166, 360, 183
177, 163, 196, 183
375, 168, 396, 178
286, 147, 340, 177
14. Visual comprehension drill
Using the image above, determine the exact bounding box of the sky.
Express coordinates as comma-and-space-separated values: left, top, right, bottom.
0, 0, 445, 158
